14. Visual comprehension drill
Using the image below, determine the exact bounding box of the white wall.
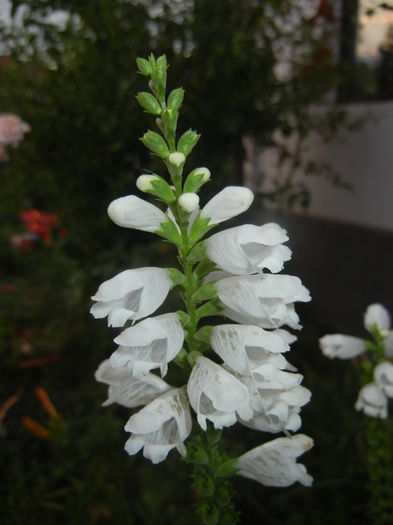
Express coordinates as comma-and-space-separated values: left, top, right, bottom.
254, 101, 393, 232
306, 101, 393, 231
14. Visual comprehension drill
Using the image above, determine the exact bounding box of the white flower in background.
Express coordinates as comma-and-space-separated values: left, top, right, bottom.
319, 334, 366, 359
205, 223, 292, 275
320, 304, 393, 361
374, 361, 393, 398
95, 359, 170, 407
187, 356, 252, 430
237, 434, 314, 487
90, 267, 171, 327
210, 324, 290, 375
215, 274, 311, 329
124, 388, 192, 464
364, 303, 391, 334
107, 195, 170, 232
200, 186, 254, 225
110, 313, 184, 377
355, 383, 388, 419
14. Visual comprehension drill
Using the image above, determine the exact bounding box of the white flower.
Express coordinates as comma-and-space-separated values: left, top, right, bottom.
210, 324, 290, 376
90, 267, 171, 327
110, 313, 184, 377
215, 274, 311, 329
205, 223, 292, 274
178, 192, 200, 213
107, 195, 168, 232
319, 334, 366, 359
364, 303, 391, 333
374, 361, 393, 398
355, 383, 388, 418
124, 388, 191, 464
95, 359, 170, 407
200, 186, 254, 225
187, 356, 252, 430
385, 331, 393, 357
237, 434, 314, 487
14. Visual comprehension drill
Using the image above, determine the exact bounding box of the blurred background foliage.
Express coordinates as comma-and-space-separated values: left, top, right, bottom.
0, 0, 389, 523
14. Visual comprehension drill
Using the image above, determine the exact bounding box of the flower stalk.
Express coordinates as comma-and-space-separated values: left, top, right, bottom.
92, 53, 313, 524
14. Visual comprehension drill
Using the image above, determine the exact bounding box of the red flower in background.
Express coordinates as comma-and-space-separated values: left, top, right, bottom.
20, 209, 59, 244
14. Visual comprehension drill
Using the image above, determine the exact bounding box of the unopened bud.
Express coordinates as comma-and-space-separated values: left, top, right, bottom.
178, 192, 200, 213
184, 167, 211, 193
136, 174, 176, 203
168, 151, 185, 168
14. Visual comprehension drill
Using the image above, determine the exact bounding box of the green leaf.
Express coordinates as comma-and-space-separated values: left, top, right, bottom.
168, 268, 185, 287
135, 92, 162, 115
157, 216, 182, 246
192, 282, 217, 304
140, 130, 169, 159
167, 87, 185, 109
189, 213, 215, 244
187, 242, 206, 264
194, 325, 213, 344
196, 301, 222, 321
178, 129, 200, 157
215, 458, 238, 478
195, 258, 217, 279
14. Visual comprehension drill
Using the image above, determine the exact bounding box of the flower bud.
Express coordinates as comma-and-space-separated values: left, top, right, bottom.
140, 131, 169, 159
168, 151, 185, 168
167, 87, 184, 110
183, 167, 211, 193
136, 174, 176, 203
177, 129, 200, 157
135, 92, 162, 116
178, 192, 200, 213
136, 57, 152, 77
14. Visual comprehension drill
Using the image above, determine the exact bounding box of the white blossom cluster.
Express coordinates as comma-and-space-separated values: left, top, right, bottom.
320, 303, 393, 418
92, 184, 313, 487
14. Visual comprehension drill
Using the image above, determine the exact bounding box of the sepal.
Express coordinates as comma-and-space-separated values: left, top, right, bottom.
192, 282, 217, 304
135, 92, 162, 115
184, 167, 211, 193
168, 87, 185, 110
136, 174, 176, 203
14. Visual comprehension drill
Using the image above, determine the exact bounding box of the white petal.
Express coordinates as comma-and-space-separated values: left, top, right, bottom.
95, 360, 170, 407
355, 383, 388, 418
187, 356, 250, 429
237, 434, 314, 487
374, 361, 393, 397
108, 195, 166, 232
319, 334, 366, 359
210, 324, 289, 375
205, 223, 291, 275
200, 186, 254, 225
111, 313, 184, 377
91, 268, 171, 327
364, 303, 391, 332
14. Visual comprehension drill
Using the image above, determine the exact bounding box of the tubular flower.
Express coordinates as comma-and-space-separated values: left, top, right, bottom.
374, 361, 393, 398
215, 274, 311, 329
319, 334, 366, 359
210, 324, 290, 376
95, 359, 170, 408
108, 195, 169, 232
237, 434, 314, 487
124, 388, 192, 464
364, 303, 391, 333
205, 223, 292, 275
110, 313, 184, 377
200, 186, 254, 225
90, 267, 172, 327
355, 383, 388, 419
187, 356, 252, 430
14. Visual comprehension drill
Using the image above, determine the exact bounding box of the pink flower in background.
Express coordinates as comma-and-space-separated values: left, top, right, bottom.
0, 113, 30, 146
0, 113, 30, 162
